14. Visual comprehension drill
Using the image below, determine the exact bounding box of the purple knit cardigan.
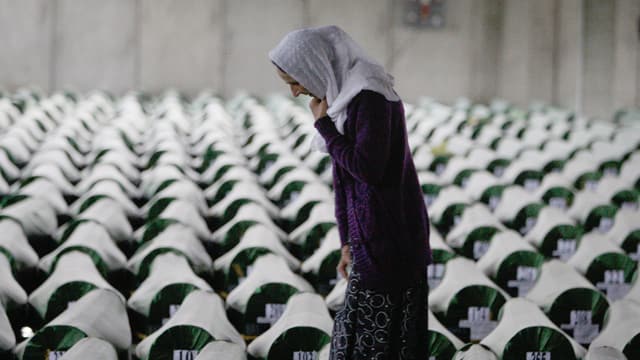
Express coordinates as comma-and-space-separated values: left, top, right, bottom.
314, 90, 432, 291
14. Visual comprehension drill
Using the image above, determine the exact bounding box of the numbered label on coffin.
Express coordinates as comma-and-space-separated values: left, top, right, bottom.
427, 249, 456, 290
173, 350, 198, 360
548, 289, 609, 346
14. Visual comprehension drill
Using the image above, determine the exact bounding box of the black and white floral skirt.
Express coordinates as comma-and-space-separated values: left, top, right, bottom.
329, 270, 428, 360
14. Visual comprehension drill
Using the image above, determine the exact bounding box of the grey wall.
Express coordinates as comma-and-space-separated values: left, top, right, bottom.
0, 0, 638, 118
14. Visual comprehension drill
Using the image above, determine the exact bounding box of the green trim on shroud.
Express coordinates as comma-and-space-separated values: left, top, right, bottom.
437, 204, 468, 235
427, 330, 458, 360
45, 282, 98, 321
221, 199, 256, 224
539, 225, 583, 260
542, 159, 566, 174
149, 283, 199, 327
513, 170, 544, 189
77, 194, 109, 213
573, 172, 602, 191
502, 326, 576, 360
429, 155, 452, 176
480, 185, 506, 210
583, 205, 618, 233
487, 159, 511, 177
624, 333, 640, 360
146, 197, 177, 221
586, 252, 637, 301
316, 250, 341, 295
269, 166, 296, 189
542, 187, 574, 209
140, 218, 181, 244
547, 288, 609, 345
148, 325, 214, 360
611, 189, 639, 209
460, 226, 500, 260
212, 164, 234, 183
495, 250, 545, 297
453, 169, 477, 188
51, 246, 109, 276
0, 193, 30, 208
0, 247, 16, 273
291, 200, 322, 226
220, 220, 260, 254
225, 247, 272, 291
278, 181, 306, 207
428, 249, 457, 290
58, 219, 94, 244
445, 285, 506, 343
266, 326, 330, 360
154, 179, 179, 196
256, 154, 279, 175
299, 222, 336, 260
512, 203, 544, 235
136, 248, 190, 280
23, 325, 87, 360
198, 146, 224, 173
146, 150, 167, 169
622, 230, 640, 260
210, 179, 240, 204
243, 283, 300, 336
598, 160, 621, 176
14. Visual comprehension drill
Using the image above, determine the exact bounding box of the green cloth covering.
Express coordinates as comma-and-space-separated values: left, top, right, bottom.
243, 283, 300, 336
266, 327, 330, 360
445, 285, 506, 343
45, 282, 98, 321
547, 288, 609, 345
495, 251, 545, 297
148, 325, 214, 360
502, 326, 576, 360
23, 325, 87, 360
427, 330, 458, 360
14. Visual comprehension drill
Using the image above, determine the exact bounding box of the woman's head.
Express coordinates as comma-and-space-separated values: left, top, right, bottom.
270, 26, 398, 143
269, 26, 342, 100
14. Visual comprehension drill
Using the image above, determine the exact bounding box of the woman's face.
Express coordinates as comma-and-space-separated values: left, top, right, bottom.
275, 67, 313, 98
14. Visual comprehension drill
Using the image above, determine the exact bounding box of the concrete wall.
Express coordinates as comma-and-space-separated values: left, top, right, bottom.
0, 0, 53, 92
0, 0, 638, 117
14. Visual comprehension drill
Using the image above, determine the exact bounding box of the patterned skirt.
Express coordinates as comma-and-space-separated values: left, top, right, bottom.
329, 270, 428, 360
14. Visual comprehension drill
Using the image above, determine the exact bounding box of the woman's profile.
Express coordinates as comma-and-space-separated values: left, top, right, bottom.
269, 25, 432, 359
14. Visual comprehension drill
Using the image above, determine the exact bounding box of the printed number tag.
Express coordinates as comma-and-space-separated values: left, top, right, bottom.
560, 310, 599, 344
552, 239, 576, 260
631, 244, 640, 262
549, 197, 566, 209
473, 241, 490, 260
173, 350, 198, 360
458, 307, 497, 341
596, 270, 631, 301
427, 263, 445, 289
524, 179, 540, 191
257, 303, 286, 325
48, 351, 66, 360
526, 352, 551, 360
507, 266, 538, 297
599, 218, 613, 233
293, 351, 318, 360
162, 304, 181, 325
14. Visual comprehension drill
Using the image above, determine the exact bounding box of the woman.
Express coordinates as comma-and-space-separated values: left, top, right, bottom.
269, 26, 431, 359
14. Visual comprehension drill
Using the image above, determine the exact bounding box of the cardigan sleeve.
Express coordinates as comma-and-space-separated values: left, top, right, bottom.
331, 161, 349, 248
314, 92, 392, 185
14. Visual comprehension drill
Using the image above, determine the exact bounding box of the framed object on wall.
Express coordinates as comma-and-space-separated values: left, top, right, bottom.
404, 0, 446, 29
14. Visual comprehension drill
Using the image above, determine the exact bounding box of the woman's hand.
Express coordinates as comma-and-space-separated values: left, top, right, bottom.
337, 244, 351, 279
309, 97, 328, 120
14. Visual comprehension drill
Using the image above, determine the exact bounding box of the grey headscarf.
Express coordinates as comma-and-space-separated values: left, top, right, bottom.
269, 25, 400, 151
